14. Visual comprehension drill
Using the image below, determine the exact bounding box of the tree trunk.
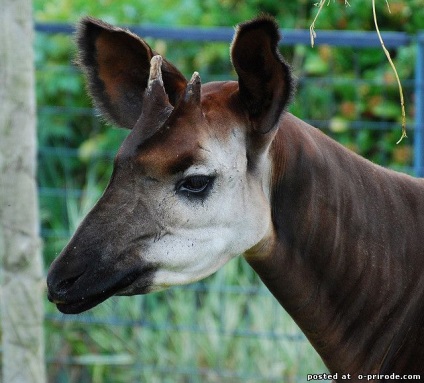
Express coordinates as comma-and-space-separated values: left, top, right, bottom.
0, 0, 46, 382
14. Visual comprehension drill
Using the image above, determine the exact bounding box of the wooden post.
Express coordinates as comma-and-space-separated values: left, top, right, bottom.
0, 0, 46, 382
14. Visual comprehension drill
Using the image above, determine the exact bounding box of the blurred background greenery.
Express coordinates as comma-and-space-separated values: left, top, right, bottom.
34, 1, 423, 382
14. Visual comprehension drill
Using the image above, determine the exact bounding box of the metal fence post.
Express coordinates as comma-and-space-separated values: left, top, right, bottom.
414, 33, 424, 177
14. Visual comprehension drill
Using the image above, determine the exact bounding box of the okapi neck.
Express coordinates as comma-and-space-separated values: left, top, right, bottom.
247, 113, 424, 375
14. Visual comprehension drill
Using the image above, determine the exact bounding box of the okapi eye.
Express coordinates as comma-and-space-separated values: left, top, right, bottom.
176, 175, 214, 197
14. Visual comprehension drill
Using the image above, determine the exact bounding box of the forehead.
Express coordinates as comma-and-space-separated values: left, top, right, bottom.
124, 81, 245, 178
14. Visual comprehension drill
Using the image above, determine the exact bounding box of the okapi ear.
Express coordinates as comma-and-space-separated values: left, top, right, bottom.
231, 16, 293, 134
76, 17, 187, 129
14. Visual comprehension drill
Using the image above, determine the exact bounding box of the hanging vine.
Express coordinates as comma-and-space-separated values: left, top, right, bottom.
309, 0, 407, 143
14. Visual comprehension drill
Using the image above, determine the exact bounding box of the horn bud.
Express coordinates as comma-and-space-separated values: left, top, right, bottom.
147, 55, 165, 91
142, 55, 173, 117
133, 55, 174, 143
185, 71, 201, 104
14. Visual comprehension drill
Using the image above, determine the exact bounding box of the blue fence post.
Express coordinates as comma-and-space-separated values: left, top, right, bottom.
414, 33, 424, 177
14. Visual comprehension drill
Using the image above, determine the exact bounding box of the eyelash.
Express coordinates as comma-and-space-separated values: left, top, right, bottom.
176, 175, 214, 198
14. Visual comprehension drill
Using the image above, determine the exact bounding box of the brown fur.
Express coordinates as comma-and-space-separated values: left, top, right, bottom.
248, 113, 424, 378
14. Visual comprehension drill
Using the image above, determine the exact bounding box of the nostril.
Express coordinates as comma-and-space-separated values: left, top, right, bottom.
56, 273, 83, 293
47, 270, 85, 302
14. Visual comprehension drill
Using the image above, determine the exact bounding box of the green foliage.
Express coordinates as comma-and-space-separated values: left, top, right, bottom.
45, 262, 324, 383
35, 1, 421, 382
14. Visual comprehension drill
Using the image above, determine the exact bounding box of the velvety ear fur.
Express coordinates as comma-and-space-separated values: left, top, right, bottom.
231, 16, 293, 134
76, 17, 187, 129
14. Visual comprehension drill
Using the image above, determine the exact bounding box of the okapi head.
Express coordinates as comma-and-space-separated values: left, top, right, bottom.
47, 16, 293, 314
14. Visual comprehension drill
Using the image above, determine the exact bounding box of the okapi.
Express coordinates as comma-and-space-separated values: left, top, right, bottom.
47, 16, 424, 381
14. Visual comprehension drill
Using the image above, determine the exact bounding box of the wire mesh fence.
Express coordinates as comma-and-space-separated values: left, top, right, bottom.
37, 23, 422, 382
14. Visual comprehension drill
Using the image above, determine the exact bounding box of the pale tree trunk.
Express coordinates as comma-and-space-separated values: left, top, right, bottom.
0, 0, 46, 382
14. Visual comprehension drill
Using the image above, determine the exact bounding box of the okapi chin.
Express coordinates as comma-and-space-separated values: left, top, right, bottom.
47, 15, 424, 380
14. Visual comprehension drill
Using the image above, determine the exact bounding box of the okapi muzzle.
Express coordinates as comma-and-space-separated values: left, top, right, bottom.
47, 15, 424, 379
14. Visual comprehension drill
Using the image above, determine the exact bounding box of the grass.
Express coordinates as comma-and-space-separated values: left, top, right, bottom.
45, 266, 326, 383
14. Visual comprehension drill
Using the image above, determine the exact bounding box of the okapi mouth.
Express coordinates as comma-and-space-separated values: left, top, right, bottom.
47, 265, 156, 314
54, 291, 116, 315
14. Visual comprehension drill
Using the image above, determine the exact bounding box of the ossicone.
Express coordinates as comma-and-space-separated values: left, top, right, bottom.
184, 72, 201, 105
